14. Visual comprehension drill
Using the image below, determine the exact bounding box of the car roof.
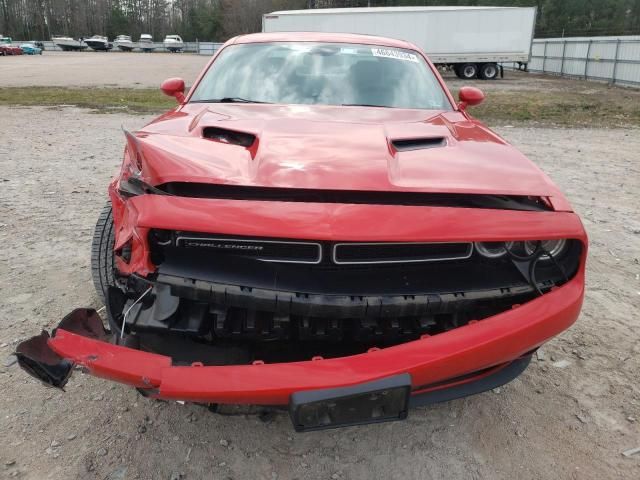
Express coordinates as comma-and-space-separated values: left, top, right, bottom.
232, 32, 416, 50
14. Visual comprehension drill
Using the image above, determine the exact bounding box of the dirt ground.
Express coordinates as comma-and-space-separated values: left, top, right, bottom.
1, 54, 639, 480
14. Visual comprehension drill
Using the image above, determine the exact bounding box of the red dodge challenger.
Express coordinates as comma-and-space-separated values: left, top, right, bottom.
17, 32, 587, 431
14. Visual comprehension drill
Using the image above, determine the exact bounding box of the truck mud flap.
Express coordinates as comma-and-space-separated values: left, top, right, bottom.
15, 308, 109, 389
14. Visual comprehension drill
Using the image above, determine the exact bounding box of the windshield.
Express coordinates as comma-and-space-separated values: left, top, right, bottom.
189, 42, 452, 110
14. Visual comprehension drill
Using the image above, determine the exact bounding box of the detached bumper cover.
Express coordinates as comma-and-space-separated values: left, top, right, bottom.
16, 271, 584, 405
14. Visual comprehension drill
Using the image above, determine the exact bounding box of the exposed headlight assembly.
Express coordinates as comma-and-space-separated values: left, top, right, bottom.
475, 240, 567, 260
473, 241, 513, 258
524, 239, 567, 260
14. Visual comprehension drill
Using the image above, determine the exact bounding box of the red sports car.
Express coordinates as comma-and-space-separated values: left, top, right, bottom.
17, 32, 587, 431
0, 44, 23, 55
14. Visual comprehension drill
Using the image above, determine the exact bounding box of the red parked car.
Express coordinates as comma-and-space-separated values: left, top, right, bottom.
0, 44, 23, 55
17, 32, 587, 431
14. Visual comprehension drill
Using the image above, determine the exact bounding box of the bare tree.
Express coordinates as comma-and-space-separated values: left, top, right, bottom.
1, 0, 639, 42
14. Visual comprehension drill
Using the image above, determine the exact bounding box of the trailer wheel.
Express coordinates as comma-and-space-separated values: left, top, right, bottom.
459, 63, 479, 79
479, 63, 499, 80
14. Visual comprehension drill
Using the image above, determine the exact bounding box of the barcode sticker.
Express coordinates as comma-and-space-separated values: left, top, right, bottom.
371, 48, 419, 63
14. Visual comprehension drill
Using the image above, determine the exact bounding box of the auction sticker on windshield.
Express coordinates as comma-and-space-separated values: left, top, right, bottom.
371, 48, 419, 63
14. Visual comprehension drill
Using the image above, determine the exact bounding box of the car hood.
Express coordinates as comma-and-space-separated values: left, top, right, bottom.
135, 103, 566, 203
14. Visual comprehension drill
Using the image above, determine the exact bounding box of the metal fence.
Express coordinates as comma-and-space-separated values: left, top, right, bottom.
33, 40, 222, 55
20, 36, 640, 86
525, 36, 640, 86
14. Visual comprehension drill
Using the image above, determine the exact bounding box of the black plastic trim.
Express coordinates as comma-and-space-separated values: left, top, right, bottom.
392, 137, 446, 151
155, 271, 537, 320
409, 354, 532, 407
175, 235, 323, 264
202, 127, 256, 147
332, 241, 473, 264
156, 184, 552, 211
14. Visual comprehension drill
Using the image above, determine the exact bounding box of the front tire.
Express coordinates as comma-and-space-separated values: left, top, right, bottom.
91, 202, 116, 302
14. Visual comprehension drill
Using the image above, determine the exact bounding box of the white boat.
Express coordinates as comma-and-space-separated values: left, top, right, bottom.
84, 35, 112, 51
51, 36, 87, 51
114, 35, 135, 52
163, 35, 184, 52
139, 34, 155, 52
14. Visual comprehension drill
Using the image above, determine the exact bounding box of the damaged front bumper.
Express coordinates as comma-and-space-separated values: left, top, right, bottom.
16, 270, 583, 429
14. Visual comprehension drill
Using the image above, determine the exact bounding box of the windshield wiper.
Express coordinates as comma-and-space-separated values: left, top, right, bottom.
341, 103, 392, 108
192, 97, 270, 104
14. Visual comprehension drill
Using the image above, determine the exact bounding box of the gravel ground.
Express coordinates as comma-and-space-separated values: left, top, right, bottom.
0, 105, 638, 480
1, 50, 633, 95
0, 51, 209, 88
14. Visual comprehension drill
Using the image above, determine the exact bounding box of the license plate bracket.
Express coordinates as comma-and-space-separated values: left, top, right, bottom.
289, 374, 411, 432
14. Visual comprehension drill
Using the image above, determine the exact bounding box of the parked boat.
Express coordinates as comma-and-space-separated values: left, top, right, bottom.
139, 34, 155, 52
84, 35, 112, 51
51, 36, 87, 51
114, 35, 135, 52
163, 35, 184, 52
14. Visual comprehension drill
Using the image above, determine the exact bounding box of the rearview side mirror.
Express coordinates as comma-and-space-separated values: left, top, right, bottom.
458, 86, 485, 110
160, 77, 185, 104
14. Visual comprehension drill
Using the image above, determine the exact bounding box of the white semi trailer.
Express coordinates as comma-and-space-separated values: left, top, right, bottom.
262, 6, 537, 80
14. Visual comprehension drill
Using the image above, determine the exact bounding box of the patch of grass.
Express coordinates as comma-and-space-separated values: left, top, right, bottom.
1, 86, 639, 126
0, 87, 174, 113
470, 89, 640, 127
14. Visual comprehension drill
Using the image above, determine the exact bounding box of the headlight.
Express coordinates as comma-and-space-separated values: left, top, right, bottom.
474, 241, 513, 258
524, 239, 567, 259
475, 240, 568, 260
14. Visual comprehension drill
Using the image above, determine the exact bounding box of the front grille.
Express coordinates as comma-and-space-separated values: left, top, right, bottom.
151, 238, 582, 298
332, 242, 472, 264
175, 236, 322, 264
153, 231, 474, 266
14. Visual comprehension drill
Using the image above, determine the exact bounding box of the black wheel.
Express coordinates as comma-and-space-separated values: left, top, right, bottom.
479, 63, 499, 80
459, 63, 479, 80
91, 202, 116, 302
453, 65, 464, 79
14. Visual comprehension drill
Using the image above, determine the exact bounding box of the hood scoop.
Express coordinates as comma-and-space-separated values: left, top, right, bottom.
203, 127, 256, 148
392, 137, 447, 152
